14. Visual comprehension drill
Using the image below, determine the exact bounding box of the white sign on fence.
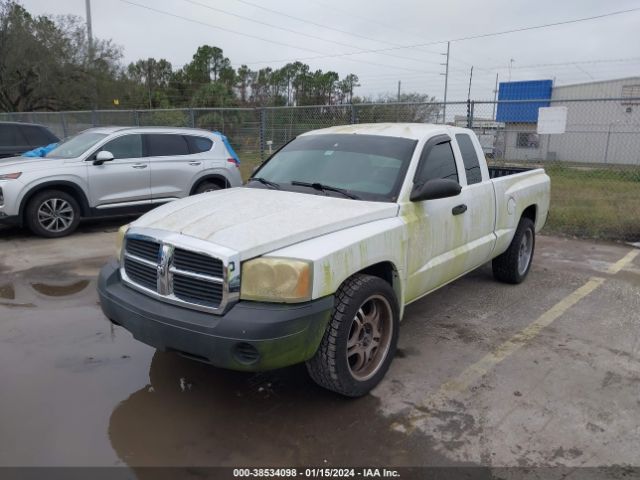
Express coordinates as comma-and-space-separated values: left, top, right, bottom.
537, 106, 568, 134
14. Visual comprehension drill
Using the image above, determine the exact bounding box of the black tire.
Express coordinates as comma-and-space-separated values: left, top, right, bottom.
194, 181, 221, 194
492, 217, 536, 284
306, 274, 399, 397
25, 189, 81, 238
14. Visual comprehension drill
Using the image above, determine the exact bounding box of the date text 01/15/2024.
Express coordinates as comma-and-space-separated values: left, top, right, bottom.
232, 468, 401, 478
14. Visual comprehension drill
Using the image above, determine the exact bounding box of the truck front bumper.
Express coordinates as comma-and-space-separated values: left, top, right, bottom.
97, 260, 334, 371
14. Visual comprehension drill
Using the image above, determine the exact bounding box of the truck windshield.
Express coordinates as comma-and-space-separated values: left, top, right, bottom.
250, 134, 417, 202
45, 132, 108, 159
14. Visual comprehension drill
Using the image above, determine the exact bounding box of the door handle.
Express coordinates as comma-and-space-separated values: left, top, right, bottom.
189, 161, 202, 166
452, 204, 467, 215
132, 163, 148, 169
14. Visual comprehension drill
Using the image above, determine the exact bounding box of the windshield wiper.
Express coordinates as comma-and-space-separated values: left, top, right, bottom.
248, 177, 280, 189
291, 181, 360, 200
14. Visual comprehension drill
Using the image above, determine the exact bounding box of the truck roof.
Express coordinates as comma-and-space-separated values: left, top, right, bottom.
301, 123, 469, 141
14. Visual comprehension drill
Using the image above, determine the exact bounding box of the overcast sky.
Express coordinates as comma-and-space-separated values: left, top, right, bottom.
19, 0, 640, 105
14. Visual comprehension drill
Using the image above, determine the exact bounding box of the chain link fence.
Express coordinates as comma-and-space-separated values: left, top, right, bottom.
2, 98, 639, 240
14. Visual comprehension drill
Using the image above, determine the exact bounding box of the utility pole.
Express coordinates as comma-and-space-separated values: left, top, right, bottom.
466, 66, 473, 128
508, 58, 515, 82
440, 41, 450, 124
85, 0, 93, 58
397, 80, 401, 102
85, 0, 97, 109
147, 63, 153, 110
492, 73, 499, 120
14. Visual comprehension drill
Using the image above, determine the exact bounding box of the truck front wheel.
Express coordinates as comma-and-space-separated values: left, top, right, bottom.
492, 217, 536, 284
306, 274, 399, 397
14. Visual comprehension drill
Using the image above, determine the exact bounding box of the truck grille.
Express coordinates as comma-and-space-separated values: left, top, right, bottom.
126, 238, 161, 262
173, 274, 223, 307
123, 257, 157, 290
122, 235, 230, 313
173, 248, 224, 278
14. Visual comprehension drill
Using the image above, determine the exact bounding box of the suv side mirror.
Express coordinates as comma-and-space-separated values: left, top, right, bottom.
410, 178, 462, 202
93, 150, 114, 165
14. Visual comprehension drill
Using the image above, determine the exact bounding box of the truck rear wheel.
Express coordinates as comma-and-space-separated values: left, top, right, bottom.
306, 274, 399, 397
492, 217, 535, 284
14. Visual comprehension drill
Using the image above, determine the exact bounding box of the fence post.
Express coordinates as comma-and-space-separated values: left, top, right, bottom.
259, 108, 266, 161
91, 110, 97, 127
134, 110, 140, 126
189, 108, 195, 128
61, 112, 68, 137
350, 104, 356, 124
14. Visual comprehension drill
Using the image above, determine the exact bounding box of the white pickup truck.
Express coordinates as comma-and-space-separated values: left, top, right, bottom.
98, 123, 550, 397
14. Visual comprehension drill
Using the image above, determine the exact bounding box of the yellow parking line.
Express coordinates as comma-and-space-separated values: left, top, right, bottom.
398, 276, 605, 433
607, 249, 639, 275
395, 249, 638, 434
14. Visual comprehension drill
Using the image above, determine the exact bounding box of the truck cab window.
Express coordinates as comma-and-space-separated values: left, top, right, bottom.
455, 133, 482, 185
416, 141, 458, 184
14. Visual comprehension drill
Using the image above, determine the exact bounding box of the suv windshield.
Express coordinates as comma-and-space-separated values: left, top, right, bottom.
250, 134, 417, 202
45, 132, 108, 159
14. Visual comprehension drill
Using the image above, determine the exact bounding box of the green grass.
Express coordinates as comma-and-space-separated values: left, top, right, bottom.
237, 151, 263, 182
236, 151, 640, 241
543, 166, 640, 241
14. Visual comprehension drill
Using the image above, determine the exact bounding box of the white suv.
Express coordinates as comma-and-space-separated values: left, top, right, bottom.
0, 127, 243, 237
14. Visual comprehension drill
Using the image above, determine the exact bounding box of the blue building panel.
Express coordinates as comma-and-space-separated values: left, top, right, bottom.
496, 80, 552, 123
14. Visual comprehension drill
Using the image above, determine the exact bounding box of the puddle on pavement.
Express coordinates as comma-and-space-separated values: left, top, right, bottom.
0, 279, 93, 308
0, 283, 15, 300
31, 279, 91, 297
108, 351, 464, 469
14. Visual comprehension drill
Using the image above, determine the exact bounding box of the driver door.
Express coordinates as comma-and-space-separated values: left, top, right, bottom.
404, 136, 471, 302
87, 134, 151, 208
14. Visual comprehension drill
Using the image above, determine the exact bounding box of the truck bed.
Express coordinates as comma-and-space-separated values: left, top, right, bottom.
488, 166, 534, 179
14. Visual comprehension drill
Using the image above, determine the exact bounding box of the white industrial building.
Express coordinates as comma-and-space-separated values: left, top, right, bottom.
498, 76, 640, 166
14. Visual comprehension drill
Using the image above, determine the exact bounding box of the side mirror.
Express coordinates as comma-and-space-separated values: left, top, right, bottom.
93, 150, 114, 165
410, 178, 462, 202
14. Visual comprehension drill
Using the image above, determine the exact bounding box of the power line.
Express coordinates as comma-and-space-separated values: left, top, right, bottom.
244, 6, 640, 66
183, 0, 443, 66
302, 0, 445, 56
484, 56, 640, 71
231, 0, 441, 55
118, 0, 441, 74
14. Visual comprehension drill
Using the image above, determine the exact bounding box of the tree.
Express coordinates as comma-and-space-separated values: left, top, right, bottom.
0, 1, 121, 111
186, 45, 230, 83
337, 74, 359, 104
190, 82, 235, 108
0, 2, 367, 111
126, 58, 173, 109
235, 65, 254, 103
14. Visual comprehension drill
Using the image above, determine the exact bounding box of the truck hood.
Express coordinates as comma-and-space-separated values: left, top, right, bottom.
133, 188, 399, 260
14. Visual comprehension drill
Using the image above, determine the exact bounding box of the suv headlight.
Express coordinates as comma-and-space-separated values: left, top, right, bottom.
240, 257, 312, 303
115, 224, 130, 260
0, 172, 22, 180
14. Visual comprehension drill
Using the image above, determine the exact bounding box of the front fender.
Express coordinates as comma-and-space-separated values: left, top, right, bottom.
17, 176, 91, 216
264, 217, 408, 318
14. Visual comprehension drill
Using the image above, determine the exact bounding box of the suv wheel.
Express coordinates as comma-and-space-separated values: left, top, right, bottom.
306, 274, 399, 397
194, 181, 221, 194
26, 190, 81, 238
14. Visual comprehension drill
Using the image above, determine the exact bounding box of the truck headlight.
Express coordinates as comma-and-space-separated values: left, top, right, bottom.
240, 258, 312, 303
115, 224, 130, 261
